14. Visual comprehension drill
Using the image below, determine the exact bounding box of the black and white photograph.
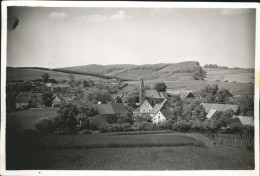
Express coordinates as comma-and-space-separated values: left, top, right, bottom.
1, 1, 259, 175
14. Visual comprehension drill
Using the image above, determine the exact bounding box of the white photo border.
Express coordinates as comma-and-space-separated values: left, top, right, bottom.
1, 1, 259, 176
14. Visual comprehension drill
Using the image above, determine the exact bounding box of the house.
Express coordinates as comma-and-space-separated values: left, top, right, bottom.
201, 103, 239, 113
206, 108, 217, 119
96, 103, 127, 123
52, 93, 70, 107
232, 116, 254, 126
45, 83, 53, 88
111, 94, 124, 103
14, 92, 30, 109
29, 92, 43, 108
140, 99, 154, 114
88, 114, 110, 130
152, 109, 174, 125
52, 82, 70, 92
78, 114, 109, 131
139, 78, 167, 107
96, 103, 127, 115
167, 90, 195, 100
149, 99, 169, 117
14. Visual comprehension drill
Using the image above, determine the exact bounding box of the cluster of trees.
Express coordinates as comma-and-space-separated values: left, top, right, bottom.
192, 66, 206, 80
204, 64, 228, 69
36, 102, 98, 134
83, 80, 95, 87
154, 82, 167, 92
198, 84, 233, 103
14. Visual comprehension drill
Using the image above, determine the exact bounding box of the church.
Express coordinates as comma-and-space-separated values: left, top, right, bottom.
139, 78, 168, 114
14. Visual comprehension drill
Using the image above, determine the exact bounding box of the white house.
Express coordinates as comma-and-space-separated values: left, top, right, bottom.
233, 116, 254, 126
152, 109, 174, 125
140, 100, 153, 113
149, 99, 168, 117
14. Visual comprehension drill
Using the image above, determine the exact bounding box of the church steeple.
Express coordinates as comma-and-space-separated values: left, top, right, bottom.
139, 78, 145, 106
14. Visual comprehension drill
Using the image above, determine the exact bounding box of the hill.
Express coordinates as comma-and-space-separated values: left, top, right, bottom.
60, 61, 201, 81
6, 67, 105, 82
6, 62, 254, 84
204, 68, 254, 83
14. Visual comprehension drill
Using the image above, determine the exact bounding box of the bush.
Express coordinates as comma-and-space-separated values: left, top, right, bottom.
173, 120, 191, 133
35, 119, 55, 135
134, 121, 157, 131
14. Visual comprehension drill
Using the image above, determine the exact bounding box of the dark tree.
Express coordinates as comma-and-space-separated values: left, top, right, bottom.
154, 82, 167, 92
193, 66, 206, 80
42, 92, 53, 107
55, 103, 79, 132
42, 73, 49, 83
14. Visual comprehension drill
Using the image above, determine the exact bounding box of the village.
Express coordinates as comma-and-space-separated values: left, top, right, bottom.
6, 71, 254, 139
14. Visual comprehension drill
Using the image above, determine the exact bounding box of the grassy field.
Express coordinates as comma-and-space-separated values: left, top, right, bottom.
36, 133, 205, 150
6, 68, 103, 81
125, 80, 254, 95
6, 108, 58, 130
204, 68, 254, 83
6, 131, 254, 170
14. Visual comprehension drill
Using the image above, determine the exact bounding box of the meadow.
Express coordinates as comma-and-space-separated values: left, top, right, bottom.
6, 108, 58, 130
6, 68, 102, 82
125, 80, 254, 95
6, 109, 254, 170
6, 131, 254, 170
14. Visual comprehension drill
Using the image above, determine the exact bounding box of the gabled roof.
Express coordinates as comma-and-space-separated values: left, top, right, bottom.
53, 93, 65, 101
53, 93, 71, 102
111, 103, 127, 114
206, 108, 217, 119
160, 109, 174, 119
167, 90, 195, 100
201, 103, 239, 113
96, 103, 126, 115
150, 99, 168, 114
233, 116, 254, 126
145, 90, 166, 99
15, 92, 30, 103
140, 99, 153, 108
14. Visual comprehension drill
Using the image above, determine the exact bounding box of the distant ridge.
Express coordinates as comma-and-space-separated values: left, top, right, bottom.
59, 61, 202, 81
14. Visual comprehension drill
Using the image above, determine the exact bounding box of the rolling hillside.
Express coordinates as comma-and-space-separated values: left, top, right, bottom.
7, 61, 254, 85
204, 68, 254, 83
6, 67, 104, 82
60, 61, 201, 81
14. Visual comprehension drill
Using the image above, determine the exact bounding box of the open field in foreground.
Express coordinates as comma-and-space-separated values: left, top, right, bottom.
6, 131, 254, 170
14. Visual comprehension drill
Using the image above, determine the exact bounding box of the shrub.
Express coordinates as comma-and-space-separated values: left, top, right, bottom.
35, 119, 55, 135
173, 120, 191, 133
134, 121, 157, 131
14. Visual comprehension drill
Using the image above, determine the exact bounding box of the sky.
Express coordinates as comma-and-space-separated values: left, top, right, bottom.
6, 7, 256, 68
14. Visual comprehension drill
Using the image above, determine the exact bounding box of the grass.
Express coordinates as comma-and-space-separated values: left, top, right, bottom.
6, 129, 254, 170
36, 133, 206, 150
205, 68, 254, 83
125, 80, 254, 95
6, 67, 103, 81
6, 108, 58, 130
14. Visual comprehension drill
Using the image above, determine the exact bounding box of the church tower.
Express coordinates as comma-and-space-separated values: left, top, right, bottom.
139, 78, 145, 106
